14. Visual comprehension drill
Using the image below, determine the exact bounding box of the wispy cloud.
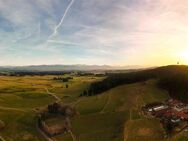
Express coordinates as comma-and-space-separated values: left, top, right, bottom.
0, 0, 188, 65
48, 0, 75, 40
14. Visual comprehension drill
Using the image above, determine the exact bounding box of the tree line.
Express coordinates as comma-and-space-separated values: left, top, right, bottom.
0, 71, 72, 76
81, 65, 188, 103
53, 76, 73, 82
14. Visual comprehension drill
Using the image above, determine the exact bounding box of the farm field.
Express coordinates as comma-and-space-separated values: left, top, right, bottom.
0, 75, 101, 141
0, 76, 187, 141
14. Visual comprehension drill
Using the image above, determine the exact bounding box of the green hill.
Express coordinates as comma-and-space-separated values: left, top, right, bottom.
86, 65, 188, 103
56, 80, 171, 141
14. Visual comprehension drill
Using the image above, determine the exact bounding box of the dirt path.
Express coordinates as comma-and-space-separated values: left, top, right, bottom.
43, 88, 78, 141
0, 136, 6, 141
100, 93, 111, 114
71, 98, 83, 109
69, 130, 77, 141
66, 117, 78, 141
45, 88, 61, 102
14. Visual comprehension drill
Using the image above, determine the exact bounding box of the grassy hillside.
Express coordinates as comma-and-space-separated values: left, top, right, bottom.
0, 74, 187, 141
56, 79, 171, 141
86, 65, 188, 103
0, 75, 101, 141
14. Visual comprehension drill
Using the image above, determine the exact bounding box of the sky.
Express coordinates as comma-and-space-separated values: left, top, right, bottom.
0, 0, 188, 66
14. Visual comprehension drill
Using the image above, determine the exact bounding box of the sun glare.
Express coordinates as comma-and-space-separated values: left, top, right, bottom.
178, 50, 188, 64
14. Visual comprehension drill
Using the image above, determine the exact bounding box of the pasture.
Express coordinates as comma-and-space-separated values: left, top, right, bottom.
0, 76, 187, 141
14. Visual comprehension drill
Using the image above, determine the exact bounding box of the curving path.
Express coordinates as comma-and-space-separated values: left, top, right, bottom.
100, 93, 111, 114
45, 88, 61, 102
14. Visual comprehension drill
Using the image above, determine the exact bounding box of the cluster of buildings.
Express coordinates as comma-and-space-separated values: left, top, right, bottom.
142, 99, 188, 131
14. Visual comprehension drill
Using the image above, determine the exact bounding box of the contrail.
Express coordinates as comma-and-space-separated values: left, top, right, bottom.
48, 0, 74, 39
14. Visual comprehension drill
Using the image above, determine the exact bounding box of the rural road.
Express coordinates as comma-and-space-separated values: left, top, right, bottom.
45, 88, 61, 102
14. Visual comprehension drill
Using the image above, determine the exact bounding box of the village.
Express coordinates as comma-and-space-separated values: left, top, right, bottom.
142, 99, 188, 135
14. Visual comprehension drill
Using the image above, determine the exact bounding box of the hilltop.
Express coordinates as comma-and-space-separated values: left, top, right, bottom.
85, 65, 188, 103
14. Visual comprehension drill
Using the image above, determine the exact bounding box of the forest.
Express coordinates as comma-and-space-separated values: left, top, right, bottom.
83, 65, 188, 103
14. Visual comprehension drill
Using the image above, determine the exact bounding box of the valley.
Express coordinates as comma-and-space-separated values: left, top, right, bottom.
0, 73, 187, 141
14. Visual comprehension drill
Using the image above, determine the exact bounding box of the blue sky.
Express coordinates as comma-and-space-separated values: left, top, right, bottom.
0, 0, 188, 66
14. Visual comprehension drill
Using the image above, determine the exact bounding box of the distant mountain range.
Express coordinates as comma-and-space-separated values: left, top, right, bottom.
0, 65, 144, 71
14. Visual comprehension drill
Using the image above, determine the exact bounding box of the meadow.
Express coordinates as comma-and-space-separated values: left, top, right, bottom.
0, 75, 187, 141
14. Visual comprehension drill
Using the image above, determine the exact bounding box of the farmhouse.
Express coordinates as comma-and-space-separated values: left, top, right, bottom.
153, 105, 168, 112
144, 104, 168, 113
142, 98, 188, 133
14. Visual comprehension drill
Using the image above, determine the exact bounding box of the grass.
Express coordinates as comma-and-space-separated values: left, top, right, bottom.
0, 110, 45, 141
72, 112, 128, 141
56, 79, 170, 141
76, 94, 108, 115
0, 75, 101, 141
54, 133, 73, 141
125, 119, 165, 141
0, 76, 186, 141
172, 131, 188, 141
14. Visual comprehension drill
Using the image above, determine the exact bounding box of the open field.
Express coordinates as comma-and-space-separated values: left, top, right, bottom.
125, 119, 165, 141
0, 75, 101, 141
0, 75, 187, 141
56, 80, 170, 141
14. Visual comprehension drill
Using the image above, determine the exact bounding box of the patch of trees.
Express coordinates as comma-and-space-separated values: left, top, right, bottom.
94, 73, 106, 77
46, 103, 75, 117
38, 103, 76, 122
77, 72, 94, 76
53, 77, 73, 82
157, 74, 188, 103
81, 65, 188, 103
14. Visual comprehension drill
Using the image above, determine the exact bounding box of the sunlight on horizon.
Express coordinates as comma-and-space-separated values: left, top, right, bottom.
1, 0, 188, 66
